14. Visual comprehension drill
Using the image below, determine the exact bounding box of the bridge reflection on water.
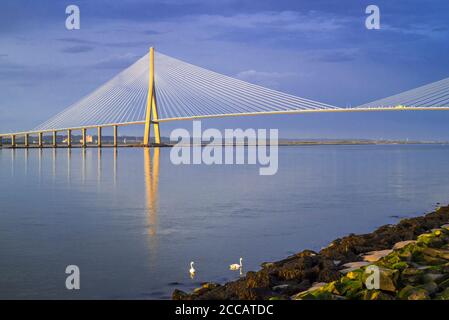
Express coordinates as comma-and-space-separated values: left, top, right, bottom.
11, 147, 161, 243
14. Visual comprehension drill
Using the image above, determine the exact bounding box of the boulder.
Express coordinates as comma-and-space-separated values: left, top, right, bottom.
421, 247, 449, 260
261, 262, 275, 269
362, 250, 393, 262
422, 273, 446, 283
377, 267, 399, 292
400, 267, 424, 286
439, 277, 449, 288
378, 250, 407, 269
417, 233, 444, 248
290, 282, 327, 300
398, 285, 430, 300
333, 278, 364, 298
272, 280, 311, 295
340, 261, 370, 274
346, 269, 364, 281
412, 246, 448, 265
308, 282, 328, 291
357, 289, 394, 300
272, 284, 289, 292
201, 282, 221, 290
420, 281, 438, 295
435, 287, 449, 300
172, 289, 190, 300
245, 271, 271, 288
407, 289, 430, 300
393, 240, 416, 250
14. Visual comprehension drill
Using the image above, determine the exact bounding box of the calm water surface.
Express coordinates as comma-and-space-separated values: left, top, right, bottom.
1, 145, 449, 299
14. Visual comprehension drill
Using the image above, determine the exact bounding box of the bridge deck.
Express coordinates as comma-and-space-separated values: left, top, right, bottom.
1, 106, 449, 137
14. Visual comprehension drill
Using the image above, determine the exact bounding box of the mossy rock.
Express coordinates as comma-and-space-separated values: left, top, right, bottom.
268, 296, 287, 300
417, 233, 445, 248
377, 247, 413, 270
439, 277, 449, 289
172, 289, 190, 300
420, 254, 448, 266
417, 233, 434, 245
357, 289, 394, 300
419, 281, 438, 295
378, 251, 402, 268
421, 247, 449, 260
433, 229, 443, 237
320, 281, 338, 294
398, 285, 430, 300
435, 287, 449, 300
440, 262, 449, 273
334, 279, 364, 298
345, 269, 365, 281
391, 261, 409, 270
411, 246, 448, 265
293, 289, 336, 300
201, 282, 221, 290
422, 272, 447, 284
377, 267, 399, 292
397, 247, 413, 262
400, 267, 424, 286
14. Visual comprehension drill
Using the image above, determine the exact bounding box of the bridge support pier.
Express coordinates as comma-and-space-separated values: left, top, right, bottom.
113, 125, 118, 147
11, 135, 16, 147
24, 134, 29, 147
82, 128, 87, 147
38, 132, 43, 147
53, 131, 57, 147
67, 129, 71, 147
97, 127, 102, 147
0, 136, 2, 147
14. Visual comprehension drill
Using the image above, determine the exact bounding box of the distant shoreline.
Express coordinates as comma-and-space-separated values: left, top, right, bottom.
169, 140, 449, 148
1, 140, 449, 149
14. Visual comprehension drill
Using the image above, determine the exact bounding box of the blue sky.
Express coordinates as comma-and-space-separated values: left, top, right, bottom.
1, 0, 449, 139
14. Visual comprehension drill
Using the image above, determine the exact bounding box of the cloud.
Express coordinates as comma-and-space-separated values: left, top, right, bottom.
195, 11, 348, 33
143, 29, 163, 35
103, 41, 150, 48
236, 69, 297, 88
91, 53, 141, 69
0, 58, 66, 86
61, 45, 94, 54
310, 48, 360, 63
381, 22, 449, 39
57, 36, 149, 49
57, 37, 97, 45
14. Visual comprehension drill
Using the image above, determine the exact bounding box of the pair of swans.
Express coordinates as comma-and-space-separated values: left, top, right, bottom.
189, 258, 243, 278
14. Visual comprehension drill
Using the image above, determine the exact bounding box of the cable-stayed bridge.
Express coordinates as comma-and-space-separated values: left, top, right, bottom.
1, 47, 449, 148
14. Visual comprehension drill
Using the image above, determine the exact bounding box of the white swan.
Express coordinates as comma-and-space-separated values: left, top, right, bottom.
230, 257, 243, 270
189, 261, 196, 278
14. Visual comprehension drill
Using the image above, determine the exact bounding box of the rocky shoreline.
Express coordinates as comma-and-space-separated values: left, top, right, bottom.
173, 205, 449, 300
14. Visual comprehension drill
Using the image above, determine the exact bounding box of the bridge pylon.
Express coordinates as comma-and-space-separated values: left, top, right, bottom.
143, 47, 161, 146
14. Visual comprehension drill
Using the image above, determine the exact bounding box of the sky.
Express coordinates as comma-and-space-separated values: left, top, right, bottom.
1, 0, 449, 140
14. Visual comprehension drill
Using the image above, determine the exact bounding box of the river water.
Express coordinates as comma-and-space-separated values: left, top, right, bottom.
1, 145, 449, 299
